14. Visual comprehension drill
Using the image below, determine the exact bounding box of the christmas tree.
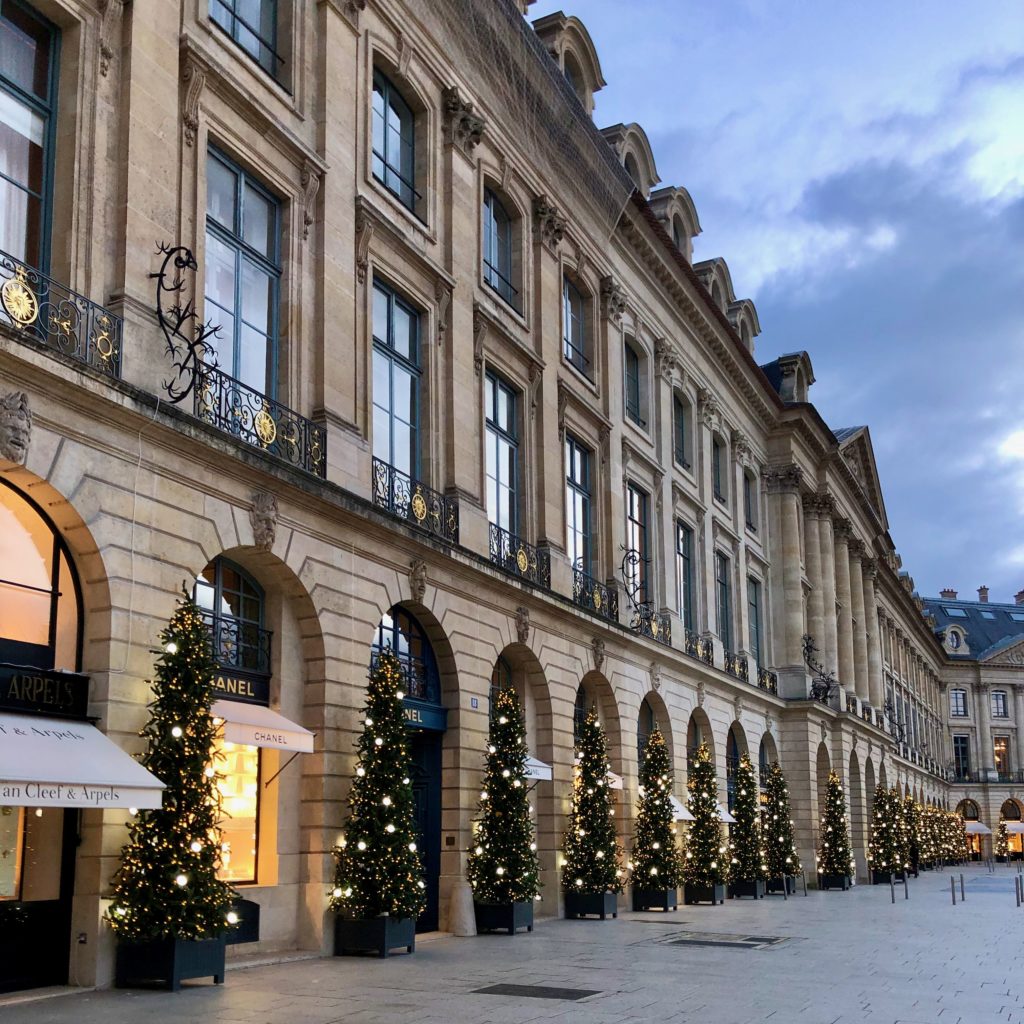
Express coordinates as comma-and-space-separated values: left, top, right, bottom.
728, 754, 766, 884
817, 770, 853, 878
996, 815, 1009, 860
903, 796, 920, 874
329, 648, 426, 921
467, 686, 541, 904
683, 743, 726, 887
108, 595, 235, 940
562, 710, 624, 895
761, 761, 801, 878
868, 785, 904, 878
630, 729, 682, 891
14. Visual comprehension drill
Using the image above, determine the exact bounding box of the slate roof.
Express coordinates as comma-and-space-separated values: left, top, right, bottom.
923, 596, 1024, 660
831, 426, 866, 443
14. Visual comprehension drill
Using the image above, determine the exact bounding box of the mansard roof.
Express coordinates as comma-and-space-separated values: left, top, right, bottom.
600, 122, 660, 198
923, 596, 1024, 661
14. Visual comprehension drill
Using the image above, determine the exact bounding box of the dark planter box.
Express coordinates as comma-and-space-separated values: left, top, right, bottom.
115, 935, 226, 991
334, 915, 415, 958
474, 900, 534, 935
729, 879, 766, 899
819, 873, 851, 891
766, 876, 796, 895
684, 882, 726, 905
632, 888, 678, 912
871, 870, 905, 885
564, 890, 618, 919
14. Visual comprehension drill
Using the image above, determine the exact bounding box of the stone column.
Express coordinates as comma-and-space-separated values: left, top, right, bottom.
1015, 686, 1024, 775
976, 684, 994, 780
766, 464, 806, 692
862, 559, 884, 712
847, 540, 870, 704
802, 493, 825, 653
832, 518, 856, 697
817, 496, 839, 676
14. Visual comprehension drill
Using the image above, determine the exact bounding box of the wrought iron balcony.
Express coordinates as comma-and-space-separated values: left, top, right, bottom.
372, 457, 458, 544
631, 603, 671, 646
724, 651, 748, 683
488, 523, 550, 589
572, 563, 618, 623
861, 705, 875, 724
201, 611, 272, 678
195, 363, 326, 478
757, 667, 779, 695
0, 249, 122, 376
846, 694, 858, 714
683, 628, 714, 666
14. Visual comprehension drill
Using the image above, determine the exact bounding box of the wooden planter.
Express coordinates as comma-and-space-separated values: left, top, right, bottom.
632, 888, 678, 912
729, 878, 766, 899
684, 882, 726, 905
871, 869, 904, 885
819, 873, 851, 891
564, 890, 618, 920
334, 915, 415, 958
115, 935, 226, 991
766, 876, 796, 895
474, 900, 534, 935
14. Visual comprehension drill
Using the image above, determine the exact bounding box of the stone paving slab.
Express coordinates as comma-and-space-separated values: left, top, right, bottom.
4, 869, 1024, 1024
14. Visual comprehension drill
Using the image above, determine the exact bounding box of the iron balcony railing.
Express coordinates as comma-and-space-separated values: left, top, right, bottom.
757, 667, 779, 695
572, 563, 619, 623
861, 705, 875, 724
631, 603, 671, 646
201, 611, 272, 678
370, 648, 433, 702
195, 363, 326, 478
683, 628, 714, 666
371, 457, 459, 544
724, 651, 748, 683
846, 694, 858, 714
0, 249, 122, 377
489, 523, 551, 589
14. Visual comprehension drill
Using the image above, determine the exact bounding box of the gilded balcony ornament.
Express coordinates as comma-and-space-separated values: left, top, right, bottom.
516, 547, 529, 574
254, 406, 278, 446
1, 266, 39, 327
411, 488, 428, 522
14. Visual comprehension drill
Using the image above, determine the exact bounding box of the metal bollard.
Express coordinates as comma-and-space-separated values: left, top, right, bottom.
780, 876, 787, 901
904, 873, 909, 900
1015, 876, 1020, 908
951, 877, 957, 905
960, 873, 966, 901
889, 875, 895, 904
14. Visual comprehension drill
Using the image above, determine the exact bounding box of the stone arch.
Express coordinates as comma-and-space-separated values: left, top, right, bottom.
758, 730, 779, 777
865, 757, 876, 827
849, 749, 866, 880
725, 722, 748, 811
815, 741, 832, 821
957, 798, 980, 820
1001, 798, 1023, 821
686, 705, 715, 763
577, 669, 622, 769
878, 761, 888, 791
637, 688, 674, 768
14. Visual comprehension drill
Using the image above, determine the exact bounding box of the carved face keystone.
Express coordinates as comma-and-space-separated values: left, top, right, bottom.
0, 391, 31, 465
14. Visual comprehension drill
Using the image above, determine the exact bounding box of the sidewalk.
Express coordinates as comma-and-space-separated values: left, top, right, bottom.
5, 868, 1023, 1024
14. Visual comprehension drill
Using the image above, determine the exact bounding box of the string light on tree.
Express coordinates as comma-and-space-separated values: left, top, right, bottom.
817, 770, 854, 881
682, 743, 727, 895
760, 761, 801, 882
630, 729, 682, 904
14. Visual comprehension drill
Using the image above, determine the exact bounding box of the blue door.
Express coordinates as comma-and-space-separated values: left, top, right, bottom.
409, 731, 442, 933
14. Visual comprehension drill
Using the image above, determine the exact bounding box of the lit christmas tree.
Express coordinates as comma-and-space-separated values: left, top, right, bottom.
761, 761, 801, 884
562, 709, 624, 905
630, 729, 682, 907
467, 686, 541, 918
817, 770, 854, 887
728, 754, 766, 896
868, 784, 905, 880
330, 648, 425, 923
996, 815, 1009, 860
903, 796, 920, 874
107, 595, 234, 942
683, 742, 727, 901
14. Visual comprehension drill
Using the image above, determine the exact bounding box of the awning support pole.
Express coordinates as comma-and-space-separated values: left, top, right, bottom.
264, 751, 302, 788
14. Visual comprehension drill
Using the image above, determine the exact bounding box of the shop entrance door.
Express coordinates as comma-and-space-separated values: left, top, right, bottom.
409, 731, 442, 933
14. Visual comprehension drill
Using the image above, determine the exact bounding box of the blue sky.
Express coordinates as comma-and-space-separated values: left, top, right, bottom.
531, 0, 1024, 602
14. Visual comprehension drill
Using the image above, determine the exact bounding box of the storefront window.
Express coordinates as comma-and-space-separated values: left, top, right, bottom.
0, 805, 61, 902
214, 737, 259, 883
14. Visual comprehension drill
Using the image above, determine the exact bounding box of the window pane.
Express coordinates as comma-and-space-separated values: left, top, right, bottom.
207, 157, 237, 230
0, 176, 39, 265
392, 363, 415, 423
242, 182, 274, 258
373, 404, 390, 464
0, 92, 44, 191
215, 740, 259, 883
0, 4, 51, 99
241, 259, 272, 333
393, 302, 415, 362
237, 323, 269, 393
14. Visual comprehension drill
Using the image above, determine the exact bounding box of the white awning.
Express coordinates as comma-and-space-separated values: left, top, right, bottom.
670, 794, 694, 821
1004, 822, 1024, 834
717, 802, 737, 824
524, 756, 552, 781
965, 821, 992, 835
211, 700, 314, 753
607, 771, 624, 791
0, 713, 164, 809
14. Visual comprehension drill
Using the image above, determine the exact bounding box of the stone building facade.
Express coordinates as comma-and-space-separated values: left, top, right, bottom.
0, 0, 1005, 994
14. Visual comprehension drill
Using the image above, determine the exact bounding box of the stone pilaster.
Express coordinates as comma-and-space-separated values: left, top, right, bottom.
816, 494, 839, 676
976, 683, 994, 779
1015, 686, 1024, 776
862, 558, 884, 711
802, 492, 825, 656
766, 464, 806, 694
832, 518, 856, 697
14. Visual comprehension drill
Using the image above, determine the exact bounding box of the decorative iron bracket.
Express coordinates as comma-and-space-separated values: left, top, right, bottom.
801, 634, 838, 704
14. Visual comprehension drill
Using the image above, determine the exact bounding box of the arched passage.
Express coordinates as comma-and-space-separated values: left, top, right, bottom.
636, 688, 674, 768
815, 742, 832, 830
576, 669, 622, 770
726, 722, 748, 811
848, 749, 866, 881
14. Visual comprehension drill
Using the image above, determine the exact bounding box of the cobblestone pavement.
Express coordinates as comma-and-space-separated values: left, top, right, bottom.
5, 868, 1024, 1024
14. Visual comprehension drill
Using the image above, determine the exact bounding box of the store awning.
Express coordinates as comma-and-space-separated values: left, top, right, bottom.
670, 795, 694, 822
0, 713, 164, 809
607, 771, 624, 791
211, 700, 314, 753
965, 821, 992, 835
717, 802, 737, 824
1004, 822, 1024, 834
524, 756, 552, 781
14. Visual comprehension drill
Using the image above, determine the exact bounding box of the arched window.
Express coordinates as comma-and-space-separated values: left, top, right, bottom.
562, 274, 591, 377
489, 653, 512, 720
371, 606, 439, 704
372, 69, 417, 211
0, 479, 81, 671
958, 799, 980, 821
637, 697, 655, 762
194, 557, 270, 677
573, 684, 588, 744
758, 738, 769, 780
726, 728, 740, 811
624, 152, 641, 190
1002, 801, 1022, 822
483, 188, 516, 307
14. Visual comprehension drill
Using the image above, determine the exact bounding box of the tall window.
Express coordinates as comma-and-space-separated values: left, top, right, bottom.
953, 735, 971, 779
210, 0, 280, 77
743, 471, 757, 530
672, 394, 691, 468
372, 606, 440, 704
0, 1, 57, 268
624, 341, 643, 425
949, 689, 967, 717
194, 557, 269, 677
638, 698, 655, 761
485, 372, 518, 533
483, 189, 515, 307
712, 436, 726, 501
626, 483, 648, 603
562, 276, 588, 375
573, 684, 588, 744
747, 577, 763, 667
715, 551, 732, 651
372, 280, 420, 478
992, 690, 1009, 718
675, 521, 694, 631
372, 70, 416, 211
565, 434, 591, 573
205, 149, 281, 396
994, 736, 1010, 777
489, 654, 512, 721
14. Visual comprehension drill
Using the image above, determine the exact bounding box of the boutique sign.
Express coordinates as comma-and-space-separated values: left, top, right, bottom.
0, 664, 89, 719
